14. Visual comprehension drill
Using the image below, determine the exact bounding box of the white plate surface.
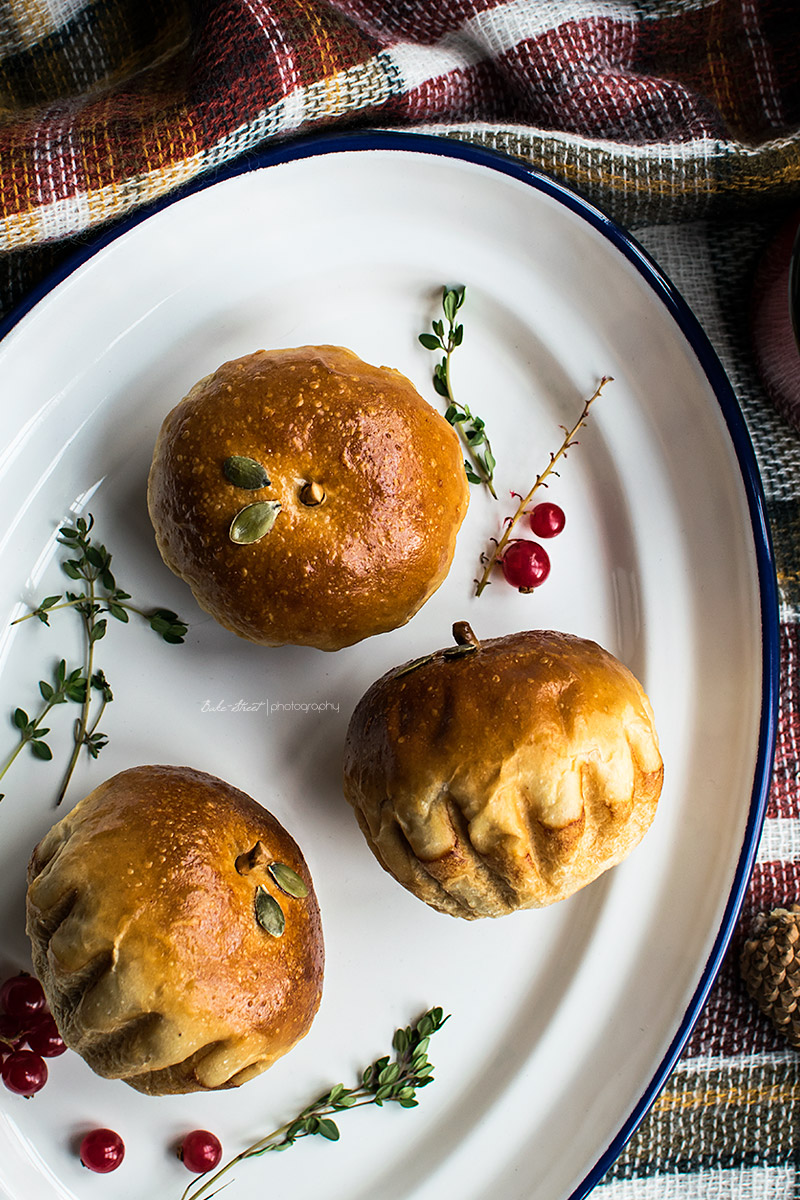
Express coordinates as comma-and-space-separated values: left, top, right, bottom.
0, 134, 776, 1200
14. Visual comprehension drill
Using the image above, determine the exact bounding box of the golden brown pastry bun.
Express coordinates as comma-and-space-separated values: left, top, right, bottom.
147, 345, 470, 651
343, 625, 663, 919
26, 765, 324, 1095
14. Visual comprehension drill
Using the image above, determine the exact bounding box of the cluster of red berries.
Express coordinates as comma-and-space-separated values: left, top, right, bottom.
0, 971, 65, 1098
1, 970, 223, 1176
501, 501, 566, 591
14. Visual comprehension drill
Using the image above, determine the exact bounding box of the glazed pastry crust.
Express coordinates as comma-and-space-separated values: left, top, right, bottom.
343, 629, 663, 919
146, 345, 470, 650
26, 765, 324, 1095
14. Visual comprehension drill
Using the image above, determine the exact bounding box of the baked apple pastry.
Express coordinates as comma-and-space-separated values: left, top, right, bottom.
147, 345, 470, 650
343, 625, 663, 919
26, 765, 324, 1095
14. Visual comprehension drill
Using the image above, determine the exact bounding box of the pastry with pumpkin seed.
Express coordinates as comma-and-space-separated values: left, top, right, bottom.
25, 764, 323, 1094
147, 345, 470, 651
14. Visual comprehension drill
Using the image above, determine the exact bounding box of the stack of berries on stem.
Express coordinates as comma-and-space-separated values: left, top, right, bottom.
500, 501, 566, 591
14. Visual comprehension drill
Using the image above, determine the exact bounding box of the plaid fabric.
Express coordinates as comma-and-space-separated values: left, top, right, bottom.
593, 216, 800, 1197
0, 0, 796, 274
1, 2, 800, 1196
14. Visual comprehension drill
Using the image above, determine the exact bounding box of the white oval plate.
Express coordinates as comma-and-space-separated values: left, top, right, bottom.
0, 133, 778, 1200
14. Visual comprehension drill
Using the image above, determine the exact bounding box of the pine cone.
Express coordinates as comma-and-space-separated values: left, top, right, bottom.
740, 904, 800, 1048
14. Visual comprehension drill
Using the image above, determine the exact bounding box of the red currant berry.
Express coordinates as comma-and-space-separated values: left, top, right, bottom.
79, 1129, 125, 1173
501, 540, 551, 591
0, 1014, 27, 1052
0, 974, 46, 1020
1, 1049, 48, 1096
25, 1013, 67, 1057
529, 501, 566, 538
179, 1129, 223, 1173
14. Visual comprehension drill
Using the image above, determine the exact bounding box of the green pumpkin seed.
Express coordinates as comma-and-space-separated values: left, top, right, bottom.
394, 653, 435, 679
442, 643, 478, 660
268, 862, 309, 899
223, 455, 270, 489
229, 501, 281, 544
254, 886, 285, 936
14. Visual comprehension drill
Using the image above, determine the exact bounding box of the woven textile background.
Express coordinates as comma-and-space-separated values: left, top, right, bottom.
1, 0, 800, 1196
0, 0, 798, 308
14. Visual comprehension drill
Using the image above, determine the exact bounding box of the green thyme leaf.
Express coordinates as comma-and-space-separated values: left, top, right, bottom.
432, 372, 449, 399
66, 678, 88, 703
317, 1119, 340, 1141
393, 1028, 409, 1054
146, 608, 188, 643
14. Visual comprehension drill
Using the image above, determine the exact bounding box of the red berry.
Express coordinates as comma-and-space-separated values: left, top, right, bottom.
529, 501, 565, 538
0, 1013, 27, 1052
501, 540, 551, 591
2, 1049, 48, 1096
179, 1129, 223, 1173
79, 1129, 125, 1173
25, 1013, 67, 1057
0, 974, 46, 1019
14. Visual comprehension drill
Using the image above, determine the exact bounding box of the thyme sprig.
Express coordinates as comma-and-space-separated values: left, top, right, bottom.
420, 286, 497, 497
475, 376, 612, 596
15, 520, 186, 642
0, 515, 187, 804
180, 1007, 449, 1200
0, 660, 85, 795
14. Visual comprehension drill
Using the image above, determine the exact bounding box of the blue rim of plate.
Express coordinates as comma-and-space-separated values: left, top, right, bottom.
0, 129, 780, 1198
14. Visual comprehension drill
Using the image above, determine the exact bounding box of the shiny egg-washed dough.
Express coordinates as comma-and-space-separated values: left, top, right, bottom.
26, 765, 324, 1094
147, 345, 470, 651
343, 629, 663, 919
